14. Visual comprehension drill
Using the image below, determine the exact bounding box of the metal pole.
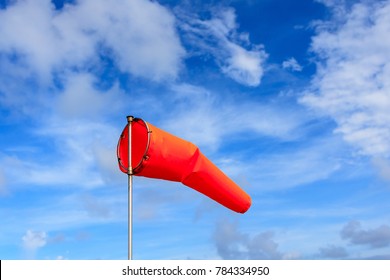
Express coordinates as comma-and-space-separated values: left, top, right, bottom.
127, 116, 134, 260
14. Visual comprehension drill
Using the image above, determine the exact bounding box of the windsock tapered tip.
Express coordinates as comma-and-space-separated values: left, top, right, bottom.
238, 196, 252, 214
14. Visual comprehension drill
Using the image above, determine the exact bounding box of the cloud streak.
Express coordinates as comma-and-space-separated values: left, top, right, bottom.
178, 8, 267, 86
162, 83, 306, 150
282, 57, 303, 72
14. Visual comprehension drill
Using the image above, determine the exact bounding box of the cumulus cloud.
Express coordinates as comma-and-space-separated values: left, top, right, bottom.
70, 0, 185, 81
341, 220, 390, 249
301, 1, 390, 158
22, 230, 47, 258
214, 219, 295, 260
0, 0, 64, 81
282, 57, 303, 72
0, 0, 184, 83
178, 8, 267, 86
246, 231, 282, 259
214, 220, 248, 259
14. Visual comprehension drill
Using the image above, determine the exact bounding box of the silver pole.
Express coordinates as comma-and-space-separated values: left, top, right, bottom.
127, 116, 134, 260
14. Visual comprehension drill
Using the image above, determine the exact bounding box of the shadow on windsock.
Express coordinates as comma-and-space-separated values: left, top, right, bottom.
117, 117, 251, 214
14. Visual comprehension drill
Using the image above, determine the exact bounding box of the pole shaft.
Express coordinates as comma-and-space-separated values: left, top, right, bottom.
127, 116, 134, 260
128, 173, 133, 260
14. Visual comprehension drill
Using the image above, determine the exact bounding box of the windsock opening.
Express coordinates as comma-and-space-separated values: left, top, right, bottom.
117, 118, 150, 174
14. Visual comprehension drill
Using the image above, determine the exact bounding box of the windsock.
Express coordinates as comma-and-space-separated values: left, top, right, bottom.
117, 117, 251, 213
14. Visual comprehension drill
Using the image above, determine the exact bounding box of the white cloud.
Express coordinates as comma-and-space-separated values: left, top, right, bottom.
301, 1, 390, 158
0, 0, 184, 82
221, 42, 266, 86
22, 229, 47, 254
69, 0, 185, 81
0, 0, 62, 82
282, 57, 303, 72
179, 8, 267, 86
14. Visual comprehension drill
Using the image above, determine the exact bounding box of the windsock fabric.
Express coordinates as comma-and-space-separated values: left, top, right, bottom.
117, 118, 251, 213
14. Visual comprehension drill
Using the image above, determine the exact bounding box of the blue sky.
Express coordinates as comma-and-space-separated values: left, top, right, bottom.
1, 0, 390, 260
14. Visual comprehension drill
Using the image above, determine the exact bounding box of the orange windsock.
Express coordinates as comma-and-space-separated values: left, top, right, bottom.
117, 117, 251, 213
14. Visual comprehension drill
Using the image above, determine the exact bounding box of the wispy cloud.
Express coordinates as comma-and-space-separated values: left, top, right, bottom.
301, 0, 390, 158
1, 119, 121, 190
219, 135, 345, 192
162, 83, 306, 150
178, 8, 267, 86
282, 57, 303, 72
